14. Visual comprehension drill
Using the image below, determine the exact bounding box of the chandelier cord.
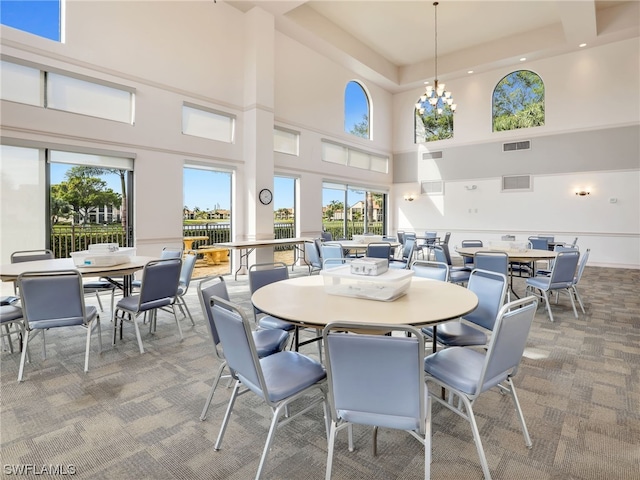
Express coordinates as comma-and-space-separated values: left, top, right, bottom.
434, 1, 438, 86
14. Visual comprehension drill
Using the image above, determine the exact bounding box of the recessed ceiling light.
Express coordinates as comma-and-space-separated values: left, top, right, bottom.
519, 57, 527, 62
467, 70, 474, 74
579, 43, 587, 48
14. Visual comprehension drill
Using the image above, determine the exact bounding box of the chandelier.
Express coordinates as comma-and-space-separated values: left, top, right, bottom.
416, 2, 456, 116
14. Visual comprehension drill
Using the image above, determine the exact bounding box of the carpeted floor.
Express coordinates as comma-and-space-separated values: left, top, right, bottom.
1, 264, 639, 479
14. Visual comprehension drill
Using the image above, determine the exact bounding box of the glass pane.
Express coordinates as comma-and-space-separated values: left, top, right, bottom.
0, 60, 42, 106
0, 145, 46, 264
344, 81, 370, 139
0, 0, 61, 41
47, 73, 133, 123
183, 166, 232, 277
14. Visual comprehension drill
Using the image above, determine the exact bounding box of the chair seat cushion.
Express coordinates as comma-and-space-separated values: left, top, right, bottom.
258, 315, 295, 331
253, 328, 289, 357
422, 322, 487, 346
116, 295, 171, 313
239, 351, 326, 403
0, 305, 23, 323
424, 347, 508, 395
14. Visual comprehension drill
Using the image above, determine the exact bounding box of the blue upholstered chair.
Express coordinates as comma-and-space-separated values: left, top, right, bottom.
411, 260, 449, 282
131, 246, 182, 290
323, 323, 431, 480
0, 304, 24, 353
17, 270, 102, 382
173, 253, 198, 325
525, 250, 580, 322
433, 245, 470, 285
528, 236, 549, 251
422, 269, 507, 349
389, 237, 415, 269
570, 248, 590, 314
112, 258, 182, 353
474, 250, 511, 301
321, 231, 333, 242
196, 275, 289, 421
321, 243, 346, 269
210, 296, 328, 480
304, 240, 323, 274
424, 296, 538, 480
460, 239, 483, 270
248, 262, 296, 332
365, 242, 392, 264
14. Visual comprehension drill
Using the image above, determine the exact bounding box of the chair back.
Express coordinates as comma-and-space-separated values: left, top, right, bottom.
304, 241, 322, 269
323, 322, 426, 432
137, 258, 182, 312
474, 251, 509, 277
423, 232, 438, 246
197, 275, 230, 350
464, 269, 507, 331
440, 232, 451, 245
210, 296, 265, 397
477, 296, 538, 394
528, 236, 549, 250
401, 237, 416, 261
11, 249, 54, 263
411, 260, 449, 282
178, 253, 197, 290
573, 248, 590, 285
160, 247, 183, 259
397, 231, 405, 245
366, 242, 391, 262
321, 243, 345, 268
433, 244, 453, 266
461, 240, 483, 266
549, 251, 580, 288
248, 262, 289, 293
18, 270, 88, 328
321, 231, 333, 242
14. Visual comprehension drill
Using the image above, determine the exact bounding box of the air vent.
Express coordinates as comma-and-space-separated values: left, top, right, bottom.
422, 151, 443, 160
503, 140, 531, 152
502, 175, 532, 191
421, 180, 444, 195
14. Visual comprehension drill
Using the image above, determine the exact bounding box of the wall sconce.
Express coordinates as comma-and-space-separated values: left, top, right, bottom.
575, 187, 591, 196
465, 185, 477, 191
404, 194, 416, 202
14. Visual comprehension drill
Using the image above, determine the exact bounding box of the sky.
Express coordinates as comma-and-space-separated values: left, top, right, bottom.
12, 0, 365, 212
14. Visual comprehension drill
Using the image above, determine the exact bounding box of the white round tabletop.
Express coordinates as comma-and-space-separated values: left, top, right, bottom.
251, 275, 478, 328
456, 247, 556, 263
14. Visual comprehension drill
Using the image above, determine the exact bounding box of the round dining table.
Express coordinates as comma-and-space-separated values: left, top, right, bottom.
251, 274, 478, 351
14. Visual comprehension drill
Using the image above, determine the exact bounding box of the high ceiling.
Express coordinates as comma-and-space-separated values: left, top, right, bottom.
227, 0, 639, 92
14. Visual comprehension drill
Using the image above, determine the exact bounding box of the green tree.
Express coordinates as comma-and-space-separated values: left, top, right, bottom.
55, 167, 121, 224
349, 114, 369, 139
493, 70, 544, 131
324, 200, 344, 221
49, 191, 72, 224
416, 107, 453, 142
69, 166, 129, 228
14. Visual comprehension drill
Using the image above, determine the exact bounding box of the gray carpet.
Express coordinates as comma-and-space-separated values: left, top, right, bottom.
1, 265, 639, 479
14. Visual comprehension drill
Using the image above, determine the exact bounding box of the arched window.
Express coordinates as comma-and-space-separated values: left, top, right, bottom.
0, 0, 62, 42
492, 70, 545, 132
415, 100, 454, 143
344, 81, 370, 139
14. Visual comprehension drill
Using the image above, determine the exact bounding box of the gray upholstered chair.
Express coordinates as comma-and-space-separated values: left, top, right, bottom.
525, 250, 580, 322
10, 249, 54, 294
131, 246, 182, 290
411, 259, 449, 282
17, 269, 102, 381
112, 258, 182, 353
528, 236, 549, 251
424, 296, 538, 480
197, 275, 289, 421
210, 296, 328, 480
0, 304, 24, 353
422, 269, 507, 349
323, 322, 431, 480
